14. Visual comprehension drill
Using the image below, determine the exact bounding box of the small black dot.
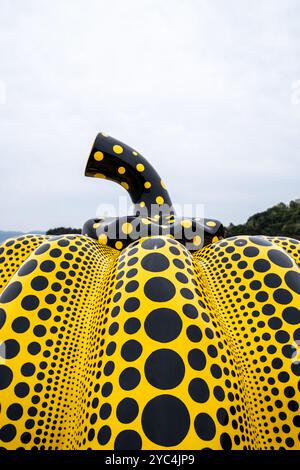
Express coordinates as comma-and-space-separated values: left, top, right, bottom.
194, 413, 216, 441
188, 378, 209, 403
1, 281, 22, 303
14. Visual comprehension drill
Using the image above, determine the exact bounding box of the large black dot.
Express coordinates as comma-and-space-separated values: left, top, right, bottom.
144, 308, 182, 343
116, 398, 139, 424
188, 378, 210, 403
268, 249, 293, 268
141, 253, 170, 272
0, 339, 20, 359
7, 403, 23, 421
18, 260, 37, 276
145, 349, 185, 389
142, 238, 165, 250
119, 367, 141, 390
144, 277, 176, 302
282, 307, 300, 325
12, 316, 30, 333
0, 308, 6, 329
21, 295, 40, 311
14, 382, 29, 398
0, 365, 13, 390
31, 276, 49, 291
273, 289, 293, 305
1, 281, 22, 303
0, 424, 16, 442
285, 271, 300, 294
114, 430, 142, 450
142, 395, 190, 446
194, 413, 216, 441
264, 273, 282, 289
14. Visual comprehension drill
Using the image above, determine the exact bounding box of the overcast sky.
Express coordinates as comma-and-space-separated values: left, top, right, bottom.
0, 0, 299, 232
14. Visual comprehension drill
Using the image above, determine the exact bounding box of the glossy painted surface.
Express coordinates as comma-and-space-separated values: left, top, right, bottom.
0, 135, 299, 450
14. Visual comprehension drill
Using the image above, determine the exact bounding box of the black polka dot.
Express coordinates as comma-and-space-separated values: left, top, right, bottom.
188, 378, 209, 403
285, 271, 300, 294
18, 260, 37, 276
186, 325, 202, 342
14, 382, 29, 398
0, 339, 20, 359
268, 249, 293, 268
97, 425, 111, 445
124, 297, 140, 312
119, 367, 141, 390
188, 349, 206, 371
182, 304, 198, 319
243, 246, 259, 257
1, 281, 22, 303
0, 308, 6, 329
12, 316, 30, 333
217, 408, 229, 426
114, 430, 142, 450
0, 424, 16, 442
7, 403, 23, 421
142, 395, 190, 446
141, 253, 170, 272
145, 308, 182, 343
142, 238, 165, 250
220, 432, 232, 450
282, 307, 300, 325
194, 413, 216, 441
99, 403, 111, 420
145, 349, 185, 389
40, 260, 55, 272
116, 398, 139, 424
31, 276, 49, 291
273, 289, 293, 305
124, 317, 141, 334
253, 259, 271, 273
0, 365, 13, 390
21, 295, 39, 311
121, 340, 142, 362
264, 273, 282, 288
21, 362, 35, 377
144, 277, 176, 302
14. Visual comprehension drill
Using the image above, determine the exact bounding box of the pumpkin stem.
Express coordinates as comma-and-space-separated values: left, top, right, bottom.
85, 133, 173, 216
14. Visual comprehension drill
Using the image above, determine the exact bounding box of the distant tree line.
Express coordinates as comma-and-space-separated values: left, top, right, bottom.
46, 227, 82, 235
226, 200, 300, 240
46, 200, 300, 241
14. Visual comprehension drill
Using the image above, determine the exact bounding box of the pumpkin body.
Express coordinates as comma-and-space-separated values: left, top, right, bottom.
0, 233, 299, 450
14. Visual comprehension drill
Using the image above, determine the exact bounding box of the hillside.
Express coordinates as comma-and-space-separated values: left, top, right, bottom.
226, 200, 300, 240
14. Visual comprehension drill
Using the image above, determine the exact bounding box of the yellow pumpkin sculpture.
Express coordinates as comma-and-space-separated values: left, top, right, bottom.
0, 134, 299, 450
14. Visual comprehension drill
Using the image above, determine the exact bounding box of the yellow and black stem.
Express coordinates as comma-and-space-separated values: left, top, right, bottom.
83, 133, 224, 251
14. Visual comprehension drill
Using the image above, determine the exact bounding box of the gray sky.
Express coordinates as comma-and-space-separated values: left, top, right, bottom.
0, 0, 299, 232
